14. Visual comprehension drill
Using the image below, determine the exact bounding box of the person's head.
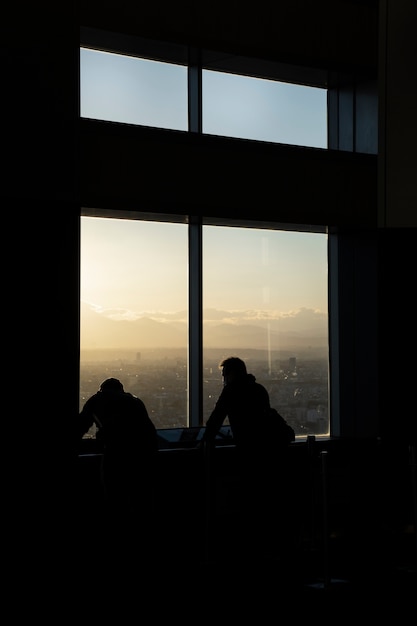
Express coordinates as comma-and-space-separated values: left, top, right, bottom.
99, 377, 124, 393
219, 356, 247, 385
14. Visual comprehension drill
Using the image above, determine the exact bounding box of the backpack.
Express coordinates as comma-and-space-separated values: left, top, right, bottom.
263, 407, 295, 446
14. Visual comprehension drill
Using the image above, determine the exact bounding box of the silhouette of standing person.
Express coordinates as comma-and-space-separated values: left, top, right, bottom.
78, 377, 158, 564
202, 356, 270, 456
201, 356, 294, 566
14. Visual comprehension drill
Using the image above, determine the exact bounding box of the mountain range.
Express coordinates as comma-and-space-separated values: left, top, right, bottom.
80, 301, 328, 354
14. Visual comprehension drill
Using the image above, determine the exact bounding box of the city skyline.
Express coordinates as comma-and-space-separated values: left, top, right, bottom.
81, 300, 328, 353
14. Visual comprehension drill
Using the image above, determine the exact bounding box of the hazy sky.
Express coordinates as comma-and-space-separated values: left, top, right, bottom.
80, 47, 327, 148
80, 48, 328, 346
81, 218, 188, 316
81, 218, 328, 322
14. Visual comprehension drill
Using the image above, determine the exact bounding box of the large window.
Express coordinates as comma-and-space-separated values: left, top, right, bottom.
80, 215, 329, 438
79, 31, 330, 439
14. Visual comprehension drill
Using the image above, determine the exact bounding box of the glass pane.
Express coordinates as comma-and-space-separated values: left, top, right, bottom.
203, 70, 327, 148
80, 216, 188, 431
202, 226, 329, 437
80, 48, 188, 130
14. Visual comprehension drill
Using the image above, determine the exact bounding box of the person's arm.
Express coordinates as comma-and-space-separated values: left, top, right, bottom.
78, 397, 96, 438
132, 395, 159, 452
202, 389, 229, 444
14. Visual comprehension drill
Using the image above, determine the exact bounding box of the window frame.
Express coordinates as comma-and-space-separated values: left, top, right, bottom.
80, 208, 330, 439
79, 28, 336, 442
80, 26, 330, 143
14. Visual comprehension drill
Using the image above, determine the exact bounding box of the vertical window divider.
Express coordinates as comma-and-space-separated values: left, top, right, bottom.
188, 215, 203, 427
188, 47, 203, 427
188, 47, 202, 133
328, 229, 340, 437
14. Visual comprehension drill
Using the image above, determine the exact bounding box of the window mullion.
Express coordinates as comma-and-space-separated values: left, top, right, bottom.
188, 216, 203, 427
188, 47, 202, 133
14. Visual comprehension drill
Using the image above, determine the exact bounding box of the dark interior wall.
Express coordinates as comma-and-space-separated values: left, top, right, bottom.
79, 0, 379, 74
378, 228, 417, 445
80, 120, 378, 226
4, 9, 80, 516
378, 0, 417, 227
333, 228, 379, 438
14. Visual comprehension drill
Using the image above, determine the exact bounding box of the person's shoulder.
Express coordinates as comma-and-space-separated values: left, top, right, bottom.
247, 374, 267, 391
127, 393, 147, 407
123, 391, 136, 400
125, 393, 153, 419
121, 391, 140, 402
247, 374, 267, 392
81, 392, 99, 411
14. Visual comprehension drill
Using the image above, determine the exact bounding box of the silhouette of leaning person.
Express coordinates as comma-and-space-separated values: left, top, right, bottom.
202, 356, 271, 455
78, 378, 158, 559
201, 357, 294, 565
